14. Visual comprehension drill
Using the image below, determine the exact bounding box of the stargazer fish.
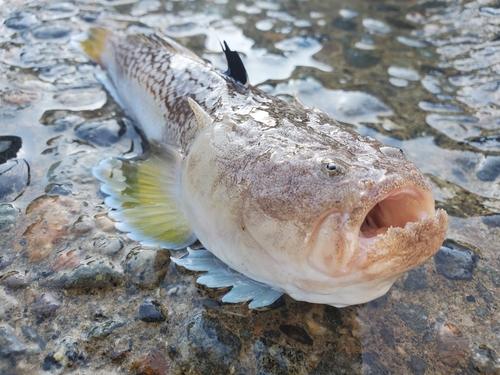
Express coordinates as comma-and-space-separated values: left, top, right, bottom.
81, 28, 448, 308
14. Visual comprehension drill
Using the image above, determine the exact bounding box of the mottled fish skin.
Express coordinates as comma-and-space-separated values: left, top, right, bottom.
88, 30, 448, 307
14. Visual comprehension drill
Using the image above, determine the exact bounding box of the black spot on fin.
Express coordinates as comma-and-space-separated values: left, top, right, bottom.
222, 41, 248, 86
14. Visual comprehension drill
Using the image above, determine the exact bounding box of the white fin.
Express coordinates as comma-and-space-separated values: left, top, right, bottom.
92, 143, 196, 249
187, 98, 213, 131
171, 248, 283, 309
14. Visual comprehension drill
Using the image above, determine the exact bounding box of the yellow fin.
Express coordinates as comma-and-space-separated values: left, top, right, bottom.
80, 27, 112, 65
93, 142, 196, 249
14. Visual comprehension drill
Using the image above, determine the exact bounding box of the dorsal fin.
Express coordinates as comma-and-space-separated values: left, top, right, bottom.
221, 41, 249, 86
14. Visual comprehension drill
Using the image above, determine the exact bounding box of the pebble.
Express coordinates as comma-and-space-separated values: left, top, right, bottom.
477, 156, 500, 182
132, 351, 169, 375
395, 303, 429, 331
408, 354, 427, 375
93, 236, 124, 255
475, 282, 494, 304
45, 182, 73, 196
0, 325, 25, 358
50, 337, 81, 368
139, 300, 167, 322
4, 12, 40, 30
87, 320, 126, 340
332, 17, 357, 31
0, 204, 17, 231
434, 240, 479, 280
436, 323, 469, 367
403, 266, 428, 291
179, 311, 241, 374
253, 337, 308, 375
0, 270, 29, 289
32, 293, 60, 318
343, 48, 380, 68
51, 258, 124, 291
31, 24, 73, 40
125, 248, 169, 289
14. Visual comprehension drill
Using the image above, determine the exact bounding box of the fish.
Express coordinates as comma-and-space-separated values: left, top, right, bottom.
80, 28, 449, 308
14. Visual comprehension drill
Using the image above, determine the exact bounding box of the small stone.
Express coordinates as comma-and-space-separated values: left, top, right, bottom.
343, 48, 380, 69
0, 288, 19, 318
466, 295, 476, 303
139, 300, 167, 322
477, 156, 500, 182
0, 325, 25, 358
125, 248, 169, 289
87, 320, 125, 340
51, 337, 80, 367
45, 182, 73, 196
93, 236, 124, 255
409, 355, 427, 375
437, 323, 469, 367
132, 351, 169, 375
31, 24, 73, 40
332, 17, 357, 30
52, 258, 124, 291
482, 214, 500, 228
0, 159, 29, 202
434, 239, 479, 280
404, 266, 428, 291
4, 11, 40, 30
71, 215, 95, 234
395, 303, 429, 331
33, 293, 61, 318
75, 119, 126, 147
475, 282, 494, 304
279, 325, 313, 346
0, 270, 29, 289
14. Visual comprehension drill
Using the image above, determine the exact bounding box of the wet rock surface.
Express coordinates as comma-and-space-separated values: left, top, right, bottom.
1, 0, 499, 373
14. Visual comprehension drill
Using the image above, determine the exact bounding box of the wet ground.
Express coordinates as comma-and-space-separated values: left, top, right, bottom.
1, 0, 500, 374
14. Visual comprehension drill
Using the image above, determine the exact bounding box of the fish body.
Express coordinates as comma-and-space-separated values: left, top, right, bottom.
82, 29, 448, 307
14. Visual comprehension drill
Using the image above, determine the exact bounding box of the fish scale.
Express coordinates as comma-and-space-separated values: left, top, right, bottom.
83, 28, 448, 308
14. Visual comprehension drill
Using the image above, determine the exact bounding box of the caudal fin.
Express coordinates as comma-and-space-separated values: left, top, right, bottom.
80, 27, 112, 65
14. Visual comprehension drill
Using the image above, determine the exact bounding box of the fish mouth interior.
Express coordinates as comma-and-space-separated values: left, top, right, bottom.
359, 188, 433, 240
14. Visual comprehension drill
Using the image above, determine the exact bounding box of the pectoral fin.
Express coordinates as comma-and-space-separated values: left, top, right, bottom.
172, 248, 283, 308
93, 143, 196, 249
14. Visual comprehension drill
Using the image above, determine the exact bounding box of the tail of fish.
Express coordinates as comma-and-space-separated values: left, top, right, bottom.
80, 27, 112, 66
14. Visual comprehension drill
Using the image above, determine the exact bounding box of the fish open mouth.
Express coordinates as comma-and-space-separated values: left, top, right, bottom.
358, 187, 435, 246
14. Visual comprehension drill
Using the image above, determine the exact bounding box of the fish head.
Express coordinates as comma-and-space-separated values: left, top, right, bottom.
184, 101, 448, 307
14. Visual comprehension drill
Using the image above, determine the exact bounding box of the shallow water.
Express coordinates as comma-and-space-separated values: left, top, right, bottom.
1, 0, 499, 374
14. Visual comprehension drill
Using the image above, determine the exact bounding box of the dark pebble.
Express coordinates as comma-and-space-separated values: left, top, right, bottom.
0, 136, 22, 164
491, 271, 500, 287
279, 325, 313, 346
253, 337, 307, 375
139, 300, 167, 322
482, 214, 500, 227
45, 182, 73, 196
466, 295, 476, 303
80, 12, 99, 22
434, 239, 479, 280
181, 311, 241, 374
476, 156, 500, 181
409, 354, 427, 375
344, 48, 380, 69
21, 325, 46, 350
332, 17, 357, 30
31, 24, 72, 40
0, 325, 25, 358
33, 293, 60, 318
132, 351, 169, 375
404, 266, 428, 291
470, 345, 500, 374
42, 354, 62, 371
395, 303, 429, 331
386, 17, 416, 30
75, 119, 126, 147
371, 3, 400, 11
0, 159, 30, 202
4, 11, 40, 30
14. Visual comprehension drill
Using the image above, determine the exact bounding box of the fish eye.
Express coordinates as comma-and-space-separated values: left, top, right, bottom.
322, 160, 343, 176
